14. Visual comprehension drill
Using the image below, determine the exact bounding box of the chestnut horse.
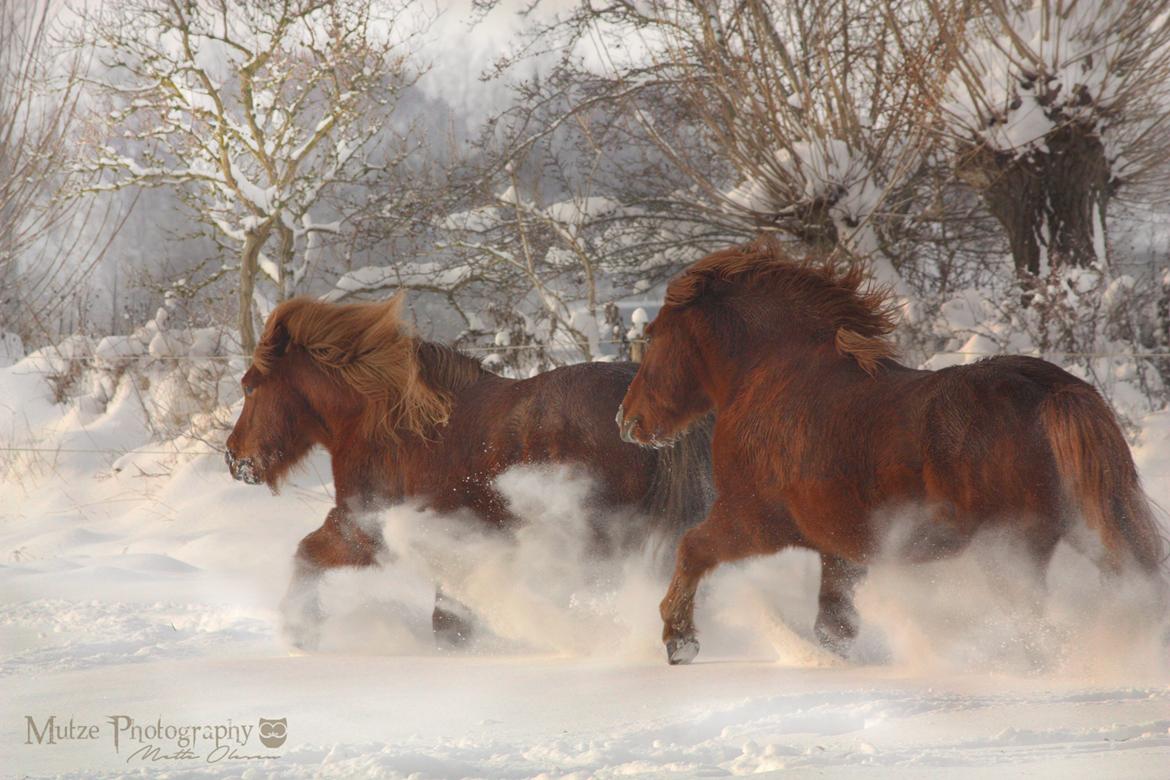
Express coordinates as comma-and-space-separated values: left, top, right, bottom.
225, 294, 711, 649
617, 238, 1165, 665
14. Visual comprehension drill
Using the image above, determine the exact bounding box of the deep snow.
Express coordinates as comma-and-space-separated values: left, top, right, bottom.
3, 353, 1170, 778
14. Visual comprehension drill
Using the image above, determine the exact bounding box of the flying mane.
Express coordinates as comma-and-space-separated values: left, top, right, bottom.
252, 294, 484, 440
664, 237, 900, 375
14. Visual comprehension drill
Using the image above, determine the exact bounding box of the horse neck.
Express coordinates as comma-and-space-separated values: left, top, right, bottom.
330, 437, 406, 511
705, 325, 843, 408
327, 340, 489, 509
300, 386, 396, 508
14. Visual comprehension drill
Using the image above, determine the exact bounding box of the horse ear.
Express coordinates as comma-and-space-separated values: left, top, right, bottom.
253, 301, 299, 368
368, 290, 407, 338
266, 321, 290, 357
386, 290, 406, 318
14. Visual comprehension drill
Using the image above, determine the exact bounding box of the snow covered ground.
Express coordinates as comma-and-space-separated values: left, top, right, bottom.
3, 353, 1170, 778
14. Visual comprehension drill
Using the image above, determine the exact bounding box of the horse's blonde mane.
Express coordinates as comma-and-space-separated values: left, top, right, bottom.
665, 237, 899, 375
252, 294, 451, 440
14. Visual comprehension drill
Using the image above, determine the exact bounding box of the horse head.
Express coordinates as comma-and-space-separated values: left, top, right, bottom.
226, 294, 453, 490
618, 304, 714, 448
225, 319, 336, 490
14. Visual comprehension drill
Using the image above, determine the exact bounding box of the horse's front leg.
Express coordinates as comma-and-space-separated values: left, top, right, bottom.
660, 497, 794, 665
282, 506, 384, 651
813, 552, 866, 656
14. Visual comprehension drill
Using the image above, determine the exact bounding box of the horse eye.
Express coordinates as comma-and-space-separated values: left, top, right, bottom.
244, 385, 255, 397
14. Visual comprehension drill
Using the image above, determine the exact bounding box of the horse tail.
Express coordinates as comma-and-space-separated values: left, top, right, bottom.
640, 413, 716, 550
1041, 385, 1166, 575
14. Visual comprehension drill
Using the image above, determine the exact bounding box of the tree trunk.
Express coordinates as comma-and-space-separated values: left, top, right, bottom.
275, 221, 295, 302
238, 225, 270, 355
958, 124, 1111, 283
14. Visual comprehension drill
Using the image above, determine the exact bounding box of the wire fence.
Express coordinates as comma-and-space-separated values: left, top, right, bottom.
9, 344, 1170, 371
3, 339, 637, 372
0, 446, 216, 456
3, 340, 1168, 461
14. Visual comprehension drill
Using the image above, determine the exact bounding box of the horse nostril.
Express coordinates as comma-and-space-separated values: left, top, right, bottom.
619, 413, 643, 443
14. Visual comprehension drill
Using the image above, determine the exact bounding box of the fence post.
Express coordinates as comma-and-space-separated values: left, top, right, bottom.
628, 306, 649, 363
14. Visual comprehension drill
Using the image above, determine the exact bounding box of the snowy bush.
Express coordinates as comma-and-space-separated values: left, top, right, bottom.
23, 305, 243, 445
924, 266, 1167, 426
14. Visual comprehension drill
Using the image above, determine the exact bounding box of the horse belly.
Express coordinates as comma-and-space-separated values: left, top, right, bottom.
525, 431, 655, 505
919, 430, 1062, 554
781, 442, 985, 562
780, 480, 878, 561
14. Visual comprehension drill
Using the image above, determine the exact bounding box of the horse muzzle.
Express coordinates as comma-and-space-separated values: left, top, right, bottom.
225, 449, 264, 486
616, 403, 649, 446
617, 404, 682, 449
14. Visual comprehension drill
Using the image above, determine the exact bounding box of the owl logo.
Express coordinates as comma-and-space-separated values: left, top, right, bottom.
257, 717, 287, 748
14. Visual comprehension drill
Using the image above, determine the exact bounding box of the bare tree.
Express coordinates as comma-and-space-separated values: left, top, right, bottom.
443, 100, 748, 362
476, 1, 1170, 311
641, 2, 947, 261
465, 0, 965, 301
0, 0, 108, 342
71, 0, 431, 352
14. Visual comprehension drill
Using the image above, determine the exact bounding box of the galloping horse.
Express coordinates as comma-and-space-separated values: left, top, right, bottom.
225, 294, 711, 649
617, 238, 1165, 665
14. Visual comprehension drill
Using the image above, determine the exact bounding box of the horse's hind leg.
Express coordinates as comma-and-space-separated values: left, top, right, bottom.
814, 553, 866, 657
660, 498, 794, 665
432, 586, 476, 647
282, 506, 384, 651
1000, 525, 1064, 671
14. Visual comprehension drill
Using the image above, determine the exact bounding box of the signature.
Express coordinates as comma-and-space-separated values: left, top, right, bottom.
126, 744, 282, 764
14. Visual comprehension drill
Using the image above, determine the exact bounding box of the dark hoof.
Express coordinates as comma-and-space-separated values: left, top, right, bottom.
666, 635, 700, 665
